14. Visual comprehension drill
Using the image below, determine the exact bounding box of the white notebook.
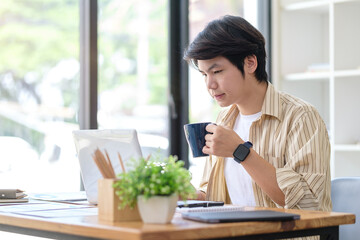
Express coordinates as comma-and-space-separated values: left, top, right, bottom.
177, 205, 245, 214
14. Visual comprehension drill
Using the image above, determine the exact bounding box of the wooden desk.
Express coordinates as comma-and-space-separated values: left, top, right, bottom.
0, 202, 355, 240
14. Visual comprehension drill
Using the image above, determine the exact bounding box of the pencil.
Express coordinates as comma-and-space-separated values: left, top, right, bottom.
104, 149, 116, 177
117, 152, 126, 173
95, 149, 113, 178
92, 154, 107, 178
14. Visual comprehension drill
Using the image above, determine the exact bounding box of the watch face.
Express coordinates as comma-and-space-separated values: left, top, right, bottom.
233, 144, 250, 163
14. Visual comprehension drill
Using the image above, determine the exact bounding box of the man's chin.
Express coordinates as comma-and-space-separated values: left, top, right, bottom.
217, 102, 231, 108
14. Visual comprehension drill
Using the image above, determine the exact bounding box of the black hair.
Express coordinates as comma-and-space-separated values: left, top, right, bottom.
184, 15, 268, 82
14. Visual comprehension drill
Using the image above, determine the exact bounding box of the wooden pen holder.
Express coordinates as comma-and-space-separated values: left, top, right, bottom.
98, 178, 141, 222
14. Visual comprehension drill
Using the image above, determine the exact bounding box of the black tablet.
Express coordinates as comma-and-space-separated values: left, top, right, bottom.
182, 210, 300, 223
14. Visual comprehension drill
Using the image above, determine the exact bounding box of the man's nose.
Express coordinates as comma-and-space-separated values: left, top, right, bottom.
206, 75, 217, 89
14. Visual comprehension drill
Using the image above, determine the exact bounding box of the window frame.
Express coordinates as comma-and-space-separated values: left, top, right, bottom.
79, 0, 271, 169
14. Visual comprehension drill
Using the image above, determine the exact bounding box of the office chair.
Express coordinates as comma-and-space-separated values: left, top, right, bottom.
331, 177, 360, 240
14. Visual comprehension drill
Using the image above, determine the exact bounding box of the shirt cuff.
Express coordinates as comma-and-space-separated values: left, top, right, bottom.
276, 167, 305, 209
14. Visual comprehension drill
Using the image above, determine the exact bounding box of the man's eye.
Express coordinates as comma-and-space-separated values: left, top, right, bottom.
214, 70, 222, 74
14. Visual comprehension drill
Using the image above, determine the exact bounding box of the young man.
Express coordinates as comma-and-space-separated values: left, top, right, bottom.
184, 15, 331, 211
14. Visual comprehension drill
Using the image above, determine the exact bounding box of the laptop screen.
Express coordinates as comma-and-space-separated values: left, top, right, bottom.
72, 129, 143, 204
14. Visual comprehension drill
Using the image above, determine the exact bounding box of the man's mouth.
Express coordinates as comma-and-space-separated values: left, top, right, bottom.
213, 93, 225, 101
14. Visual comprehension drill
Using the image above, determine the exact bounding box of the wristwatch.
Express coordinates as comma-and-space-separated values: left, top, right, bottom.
233, 141, 253, 163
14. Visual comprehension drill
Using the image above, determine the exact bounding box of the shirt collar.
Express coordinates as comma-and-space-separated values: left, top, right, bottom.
260, 82, 282, 121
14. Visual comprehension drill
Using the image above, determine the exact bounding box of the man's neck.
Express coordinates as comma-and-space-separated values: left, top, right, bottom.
236, 80, 268, 115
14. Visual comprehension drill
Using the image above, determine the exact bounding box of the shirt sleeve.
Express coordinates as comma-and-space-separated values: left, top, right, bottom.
198, 108, 231, 193
276, 110, 331, 210
199, 155, 214, 193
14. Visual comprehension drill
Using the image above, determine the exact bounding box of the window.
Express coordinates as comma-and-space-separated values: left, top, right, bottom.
98, 0, 169, 158
0, 0, 266, 193
0, 0, 80, 192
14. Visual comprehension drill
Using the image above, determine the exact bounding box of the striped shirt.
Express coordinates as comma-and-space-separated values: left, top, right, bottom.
199, 83, 332, 212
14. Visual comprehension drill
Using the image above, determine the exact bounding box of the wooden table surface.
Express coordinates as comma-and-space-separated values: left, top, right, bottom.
0, 203, 355, 240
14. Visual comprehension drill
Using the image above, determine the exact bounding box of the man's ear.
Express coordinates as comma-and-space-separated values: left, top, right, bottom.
244, 55, 258, 74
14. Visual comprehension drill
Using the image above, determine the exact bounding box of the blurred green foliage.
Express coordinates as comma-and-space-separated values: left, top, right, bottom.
0, 0, 79, 79
0, 0, 168, 110
0, 0, 79, 113
98, 0, 168, 105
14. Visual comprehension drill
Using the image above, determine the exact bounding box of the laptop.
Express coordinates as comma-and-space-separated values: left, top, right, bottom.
182, 210, 300, 223
72, 129, 143, 204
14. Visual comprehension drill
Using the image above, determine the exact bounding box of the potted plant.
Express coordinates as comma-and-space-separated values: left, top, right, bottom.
113, 154, 196, 224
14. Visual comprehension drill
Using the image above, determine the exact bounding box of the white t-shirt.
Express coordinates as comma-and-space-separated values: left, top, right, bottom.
224, 111, 261, 206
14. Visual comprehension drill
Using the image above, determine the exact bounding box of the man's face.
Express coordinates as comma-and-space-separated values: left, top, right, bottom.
198, 56, 249, 107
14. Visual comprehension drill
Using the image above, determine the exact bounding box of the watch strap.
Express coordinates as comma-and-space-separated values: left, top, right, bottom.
243, 141, 253, 149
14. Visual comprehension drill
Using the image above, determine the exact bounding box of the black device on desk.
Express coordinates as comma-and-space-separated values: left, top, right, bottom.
177, 200, 224, 208
182, 210, 300, 223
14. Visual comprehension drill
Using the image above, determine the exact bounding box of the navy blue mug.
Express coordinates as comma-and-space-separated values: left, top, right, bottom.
184, 122, 212, 158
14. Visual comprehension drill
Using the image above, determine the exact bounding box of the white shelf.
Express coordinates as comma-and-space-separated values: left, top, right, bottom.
282, 0, 328, 11
282, 0, 358, 11
334, 144, 360, 151
284, 69, 360, 81
334, 69, 360, 78
284, 72, 330, 81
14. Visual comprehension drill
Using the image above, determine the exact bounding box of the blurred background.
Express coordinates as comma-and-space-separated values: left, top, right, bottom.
0, 0, 259, 193
1, 0, 359, 199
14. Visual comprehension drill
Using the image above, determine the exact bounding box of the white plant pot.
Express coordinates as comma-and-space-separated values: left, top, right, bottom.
137, 194, 178, 224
